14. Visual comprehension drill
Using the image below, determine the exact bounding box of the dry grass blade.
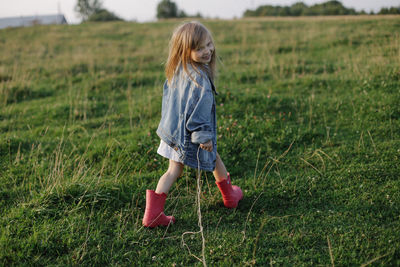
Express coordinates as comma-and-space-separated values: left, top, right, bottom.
300, 157, 323, 176
327, 235, 335, 267
261, 140, 294, 188
360, 252, 391, 267
367, 130, 378, 155
242, 192, 263, 243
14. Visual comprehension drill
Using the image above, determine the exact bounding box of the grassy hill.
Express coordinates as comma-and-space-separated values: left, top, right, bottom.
0, 16, 399, 265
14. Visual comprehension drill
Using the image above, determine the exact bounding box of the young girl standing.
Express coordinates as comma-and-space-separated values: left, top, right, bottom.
142, 21, 243, 228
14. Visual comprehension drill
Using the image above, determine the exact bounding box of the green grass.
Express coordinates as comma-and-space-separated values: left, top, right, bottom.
1, 16, 399, 266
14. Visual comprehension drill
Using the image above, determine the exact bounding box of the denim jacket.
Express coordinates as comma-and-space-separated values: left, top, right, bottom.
156, 65, 217, 171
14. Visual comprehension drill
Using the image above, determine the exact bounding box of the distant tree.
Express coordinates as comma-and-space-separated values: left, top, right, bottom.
194, 12, 203, 18
306, 1, 356, 16
88, 9, 123, 21
75, 0, 123, 22
244, 0, 360, 17
156, 0, 195, 19
178, 10, 187, 18
245, 5, 281, 16
378, 6, 400, 15
379, 8, 389, 15
278, 6, 291, 16
243, 9, 255, 17
290, 2, 308, 16
388, 7, 400, 14
157, 0, 178, 19
75, 0, 103, 21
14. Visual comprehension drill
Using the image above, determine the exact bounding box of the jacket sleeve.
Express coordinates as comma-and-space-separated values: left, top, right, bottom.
186, 75, 214, 144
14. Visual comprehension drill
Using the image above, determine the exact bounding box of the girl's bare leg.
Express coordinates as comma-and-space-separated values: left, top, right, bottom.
213, 152, 228, 182
155, 159, 184, 194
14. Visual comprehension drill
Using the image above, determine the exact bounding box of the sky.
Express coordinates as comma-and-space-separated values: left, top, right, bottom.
1, 0, 399, 23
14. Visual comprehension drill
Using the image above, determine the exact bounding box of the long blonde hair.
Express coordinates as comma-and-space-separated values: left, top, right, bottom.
165, 21, 216, 86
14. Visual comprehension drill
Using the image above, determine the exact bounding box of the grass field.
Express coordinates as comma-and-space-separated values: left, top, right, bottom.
0, 15, 399, 266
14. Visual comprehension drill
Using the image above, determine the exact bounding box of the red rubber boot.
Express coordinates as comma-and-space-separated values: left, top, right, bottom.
142, 190, 175, 228
215, 172, 243, 208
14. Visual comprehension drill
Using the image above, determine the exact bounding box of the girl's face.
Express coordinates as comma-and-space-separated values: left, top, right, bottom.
191, 34, 214, 64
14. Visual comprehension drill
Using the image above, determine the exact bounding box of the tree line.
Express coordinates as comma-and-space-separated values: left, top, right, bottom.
75, 0, 400, 22
75, 0, 122, 22
243, 0, 400, 17
75, 0, 202, 22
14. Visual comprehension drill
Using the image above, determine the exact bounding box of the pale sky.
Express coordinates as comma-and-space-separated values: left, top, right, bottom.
1, 0, 399, 23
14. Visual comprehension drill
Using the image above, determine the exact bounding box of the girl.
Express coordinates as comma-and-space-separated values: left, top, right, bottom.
142, 21, 243, 228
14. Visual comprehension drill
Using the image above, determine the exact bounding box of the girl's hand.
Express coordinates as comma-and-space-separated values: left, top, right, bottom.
200, 140, 213, 152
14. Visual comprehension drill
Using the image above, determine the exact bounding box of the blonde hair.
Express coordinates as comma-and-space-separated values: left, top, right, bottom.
165, 21, 216, 86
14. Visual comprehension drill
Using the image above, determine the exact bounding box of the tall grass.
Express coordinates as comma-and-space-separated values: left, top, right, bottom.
0, 16, 399, 265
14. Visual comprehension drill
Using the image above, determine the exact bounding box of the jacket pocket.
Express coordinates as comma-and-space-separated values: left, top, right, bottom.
197, 148, 216, 165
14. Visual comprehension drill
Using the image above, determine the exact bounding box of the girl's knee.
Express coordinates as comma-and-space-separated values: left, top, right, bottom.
173, 167, 183, 178
167, 161, 184, 177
